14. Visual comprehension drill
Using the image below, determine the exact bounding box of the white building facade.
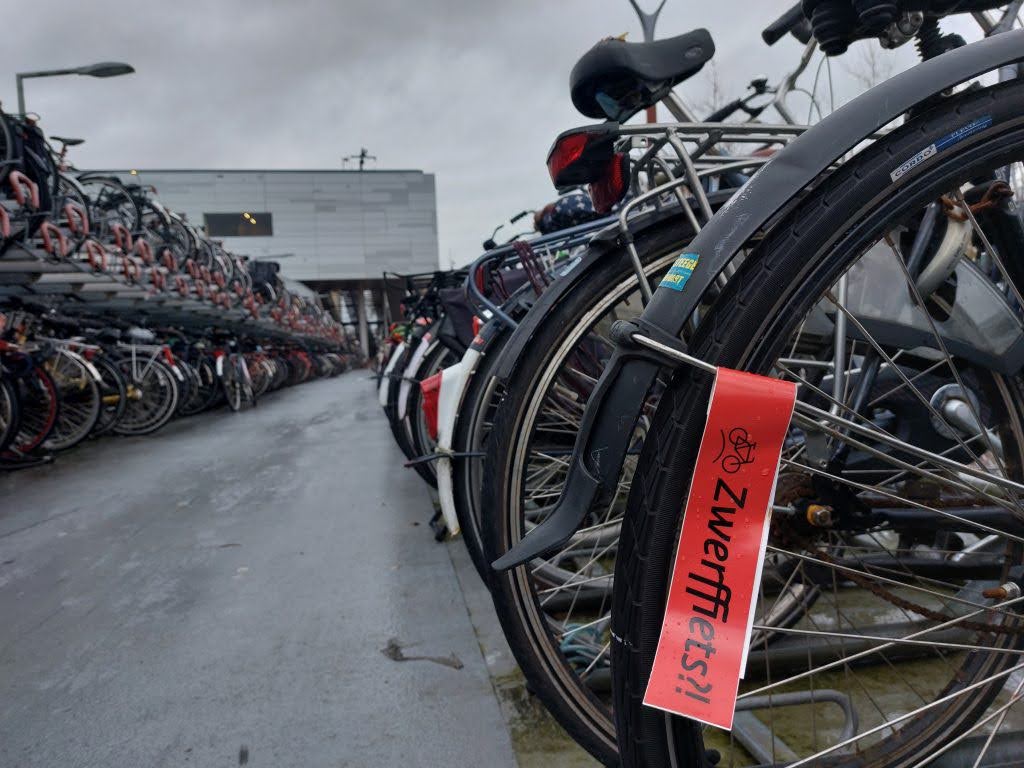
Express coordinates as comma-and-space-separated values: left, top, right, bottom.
102, 169, 440, 352
114, 169, 439, 279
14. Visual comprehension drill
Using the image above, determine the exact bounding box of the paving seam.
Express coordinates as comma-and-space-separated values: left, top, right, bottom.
444, 538, 522, 768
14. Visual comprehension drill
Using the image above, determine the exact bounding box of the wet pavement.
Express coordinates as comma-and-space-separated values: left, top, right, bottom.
0, 372, 574, 767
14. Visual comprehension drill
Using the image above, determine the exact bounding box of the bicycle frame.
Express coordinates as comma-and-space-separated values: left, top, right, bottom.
32, 337, 104, 384
465, 215, 619, 329
118, 340, 184, 386
494, 26, 1024, 570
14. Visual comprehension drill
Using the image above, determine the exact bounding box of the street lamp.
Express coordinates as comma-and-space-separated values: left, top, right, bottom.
16, 61, 135, 115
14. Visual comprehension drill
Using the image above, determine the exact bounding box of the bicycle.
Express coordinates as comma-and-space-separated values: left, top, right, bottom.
468, 13, 830, 762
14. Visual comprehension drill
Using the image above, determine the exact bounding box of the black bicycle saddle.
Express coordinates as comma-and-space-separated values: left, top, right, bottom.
570, 28, 715, 121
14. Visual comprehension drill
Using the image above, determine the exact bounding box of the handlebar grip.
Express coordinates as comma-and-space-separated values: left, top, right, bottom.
762, 2, 806, 46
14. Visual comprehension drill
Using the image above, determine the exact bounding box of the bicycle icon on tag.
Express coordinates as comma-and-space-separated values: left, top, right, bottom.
713, 427, 757, 474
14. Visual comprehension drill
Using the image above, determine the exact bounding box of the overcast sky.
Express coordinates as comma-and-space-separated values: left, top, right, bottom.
4, 1, 987, 269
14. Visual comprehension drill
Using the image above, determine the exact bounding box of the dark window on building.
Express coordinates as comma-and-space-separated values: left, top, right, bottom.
204, 212, 273, 237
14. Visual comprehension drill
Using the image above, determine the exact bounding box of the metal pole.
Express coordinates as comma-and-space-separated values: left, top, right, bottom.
628, 0, 667, 122
14, 65, 132, 116
14, 69, 78, 115
356, 285, 370, 358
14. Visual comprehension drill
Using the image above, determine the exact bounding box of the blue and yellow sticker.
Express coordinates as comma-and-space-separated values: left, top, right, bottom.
659, 253, 699, 292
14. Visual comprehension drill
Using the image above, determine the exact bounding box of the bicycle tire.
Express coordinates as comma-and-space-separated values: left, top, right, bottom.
451, 326, 512, 586
90, 354, 128, 436
223, 355, 244, 412
0, 377, 20, 453
111, 355, 179, 436
10, 366, 59, 454
43, 349, 101, 451
385, 342, 420, 461
189, 355, 222, 414
407, 340, 461, 487
172, 359, 198, 416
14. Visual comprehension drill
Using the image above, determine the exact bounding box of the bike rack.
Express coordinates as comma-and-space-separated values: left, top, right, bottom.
732, 690, 859, 765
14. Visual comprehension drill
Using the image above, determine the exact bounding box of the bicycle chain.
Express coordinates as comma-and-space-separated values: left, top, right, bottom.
813, 543, 1024, 636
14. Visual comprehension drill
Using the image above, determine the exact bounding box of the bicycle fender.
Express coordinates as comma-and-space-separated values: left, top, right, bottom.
397, 335, 437, 422
435, 347, 481, 535
81, 357, 104, 383
493, 30, 1024, 571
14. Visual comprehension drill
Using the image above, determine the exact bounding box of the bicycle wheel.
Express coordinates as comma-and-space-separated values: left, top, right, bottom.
241, 357, 255, 407
483, 220, 697, 765
222, 355, 244, 412
0, 377, 20, 453
172, 359, 198, 416
43, 349, 101, 451
407, 340, 461, 487
90, 354, 128, 436
112, 355, 179, 436
614, 80, 1024, 768
268, 357, 289, 391
451, 326, 512, 585
250, 359, 272, 400
385, 341, 421, 461
0, 111, 13, 188
56, 173, 92, 230
179, 355, 220, 415
77, 175, 141, 240
9, 366, 59, 454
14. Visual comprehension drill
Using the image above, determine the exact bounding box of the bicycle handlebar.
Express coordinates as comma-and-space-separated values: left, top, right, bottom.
762, 2, 805, 46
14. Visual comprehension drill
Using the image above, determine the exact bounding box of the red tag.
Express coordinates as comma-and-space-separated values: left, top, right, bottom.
643, 367, 796, 730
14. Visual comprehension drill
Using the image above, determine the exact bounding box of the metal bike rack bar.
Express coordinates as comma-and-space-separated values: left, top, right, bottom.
732, 690, 859, 765
743, 621, 975, 681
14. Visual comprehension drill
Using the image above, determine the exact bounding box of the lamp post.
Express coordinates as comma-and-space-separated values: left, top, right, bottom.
16, 61, 135, 115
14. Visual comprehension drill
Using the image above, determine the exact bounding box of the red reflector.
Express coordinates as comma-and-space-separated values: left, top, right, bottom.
547, 132, 590, 186
421, 372, 443, 441
589, 152, 629, 214
472, 316, 483, 336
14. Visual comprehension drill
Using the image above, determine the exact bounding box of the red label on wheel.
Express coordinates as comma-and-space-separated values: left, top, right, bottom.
643, 367, 796, 731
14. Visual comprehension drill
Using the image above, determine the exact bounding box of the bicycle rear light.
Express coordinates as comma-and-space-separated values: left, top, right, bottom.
420, 372, 442, 441
589, 152, 630, 214
546, 125, 618, 188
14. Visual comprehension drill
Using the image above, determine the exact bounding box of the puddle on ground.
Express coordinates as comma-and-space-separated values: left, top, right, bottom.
493, 671, 600, 767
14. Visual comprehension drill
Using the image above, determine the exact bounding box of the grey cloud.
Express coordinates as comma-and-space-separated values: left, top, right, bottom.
4, 1, 977, 268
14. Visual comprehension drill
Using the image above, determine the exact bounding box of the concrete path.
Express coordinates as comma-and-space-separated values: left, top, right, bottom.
0, 373, 517, 768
